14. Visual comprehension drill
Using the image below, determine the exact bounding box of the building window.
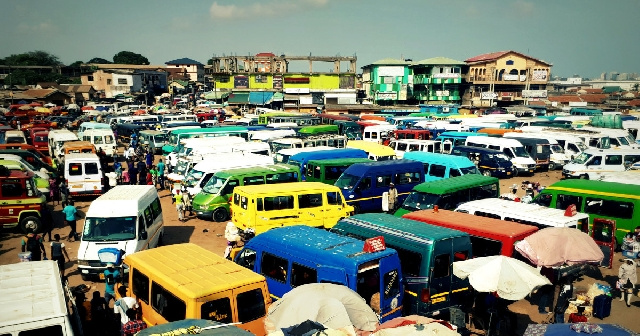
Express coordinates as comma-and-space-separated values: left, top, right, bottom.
117, 78, 127, 85
506, 60, 514, 65
88, 75, 94, 81
107, 79, 112, 85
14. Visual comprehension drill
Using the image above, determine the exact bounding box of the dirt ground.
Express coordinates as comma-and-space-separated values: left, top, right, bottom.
1, 157, 638, 335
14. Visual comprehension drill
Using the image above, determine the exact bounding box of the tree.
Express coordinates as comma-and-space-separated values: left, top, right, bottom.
69, 61, 83, 68
87, 57, 111, 64
113, 51, 149, 65
3, 50, 62, 66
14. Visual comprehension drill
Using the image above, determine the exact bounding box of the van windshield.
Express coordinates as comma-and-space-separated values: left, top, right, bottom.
550, 144, 564, 153
335, 173, 360, 190
572, 152, 592, 164
203, 175, 226, 194
82, 216, 136, 241
174, 160, 191, 176
402, 192, 440, 211
513, 146, 530, 158
460, 166, 480, 175
183, 169, 204, 187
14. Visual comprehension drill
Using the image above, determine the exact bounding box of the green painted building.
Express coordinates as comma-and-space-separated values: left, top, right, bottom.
410, 57, 465, 104
361, 58, 412, 105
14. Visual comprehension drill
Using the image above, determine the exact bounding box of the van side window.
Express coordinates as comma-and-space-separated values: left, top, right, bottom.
201, 297, 233, 323
144, 206, 153, 228
69, 163, 83, 176
429, 164, 446, 178
85, 162, 99, 175
132, 268, 150, 304
261, 252, 288, 283
422, 163, 430, 175
240, 196, 249, 210
376, 175, 392, 187
470, 237, 503, 258
233, 193, 240, 205
220, 179, 238, 196
267, 172, 298, 183
489, 145, 501, 151
236, 248, 257, 269
94, 135, 103, 144
237, 288, 267, 322
585, 198, 634, 219
589, 156, 602, 165
326, 191, 343, 205
291, 263, 317, 287
244, 175, 264, 186
151, 198, 162, 219
395, 172, 420, 185
449, 168, 461, 178
263, 195, 294, 211
358, 177, 371, 191
534, 193, 553, 207
299, 193, 323, 208
604, 155, 622, 165
432, 254, 450, 278
502, 148, 513, 158
555, 194, 582, 211
151, 282, 186, 322
625, 155, 640, 166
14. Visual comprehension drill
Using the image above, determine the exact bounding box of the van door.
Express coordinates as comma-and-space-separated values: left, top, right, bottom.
231, 283, 269, 335
378, 255, 403, 320
323, 191, 348, 228
297, 192, 323, 228
428, 238, 455, 312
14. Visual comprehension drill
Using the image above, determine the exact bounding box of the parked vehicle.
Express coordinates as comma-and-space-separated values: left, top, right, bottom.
346, 140, 397, 161
0, 148, 57, 176
449, 146, 515, 178
562, 148, 640, 180
64, 153, 104, 196
287, 148, 368, 177
388, 139, 441, 158
503, 133, 571, 170
4, 130, 27, 144
403, 151, 480, 182
163, 127, 249, 155
0, 158, 50, 195
81, 128, 117, 156
305, 158, 372, 185
138, 130, 167, 154
48, 129, 79, 159
62, 141, 96, 155
0, 168, 47, 233
465, 136, 536, 176
32, 131, 49, 156
77, 121, 112, 139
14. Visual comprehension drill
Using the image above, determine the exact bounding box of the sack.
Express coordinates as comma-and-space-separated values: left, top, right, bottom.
26, 236, 40, 253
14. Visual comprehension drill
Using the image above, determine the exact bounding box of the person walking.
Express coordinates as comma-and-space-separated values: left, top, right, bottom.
618, 258, 637, 307
129, 164, 138, 185
174, 189, 184, 222
90, 291, 108, 336
103, 263, 120, 306
49, 176, 59, 205
182, 189, 193, 218
50, 234, 70, 277
59, 181, 70, 207
387, 183, 398, 214
21, 232, 46, 261
62, 201, 79, 242
149, 165, 157, 186
136, 158, 147, 186
124, 146, 135, 161
145, 151, 153, 167
156, 159, 165, 190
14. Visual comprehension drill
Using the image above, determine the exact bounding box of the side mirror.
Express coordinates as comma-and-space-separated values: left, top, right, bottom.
139, 231, 148, 240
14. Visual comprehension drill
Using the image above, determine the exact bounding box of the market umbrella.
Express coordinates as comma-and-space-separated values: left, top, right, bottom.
265, 283, 379, 334
18, 105, 33, 110
452, 255, 551, 301
523, 323, 638, 336
515, 227, 604, 267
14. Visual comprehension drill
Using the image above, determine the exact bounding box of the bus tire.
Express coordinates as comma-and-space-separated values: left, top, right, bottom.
579, 174, 589, 180
548, 162, 556, 171
482, 170, 492, 177
213, 208, 229, 222
353, 205, 361, 215
20, 215, 42, 234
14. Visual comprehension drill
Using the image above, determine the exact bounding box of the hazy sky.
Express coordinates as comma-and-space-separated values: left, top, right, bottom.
1, 0, 638, 78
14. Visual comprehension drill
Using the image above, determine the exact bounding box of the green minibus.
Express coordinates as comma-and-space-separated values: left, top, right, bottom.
305, 158, 372, 185
162, 127, 249, 154
533, 179, 640, 245
394, 174, 500, 217
192, 164, 300, 221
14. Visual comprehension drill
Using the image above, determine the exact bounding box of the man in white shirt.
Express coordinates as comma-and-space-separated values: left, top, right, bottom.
114, 286, 139, 333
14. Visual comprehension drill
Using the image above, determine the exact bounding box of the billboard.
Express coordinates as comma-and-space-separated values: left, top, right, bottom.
522, 90, 548, 98
378, 66, 405, 77
234, 75, 249, 89
436, 90, 450, 97
273, 75, 282, 89
532, 70, 548, 81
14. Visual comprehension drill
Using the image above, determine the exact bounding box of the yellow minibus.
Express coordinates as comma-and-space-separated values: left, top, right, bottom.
231, 182, 354, 235
118, 243, 271, 335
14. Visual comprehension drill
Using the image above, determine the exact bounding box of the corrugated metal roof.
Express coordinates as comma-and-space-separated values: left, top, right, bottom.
412, 56, 466, 66
370, 58, 410, 65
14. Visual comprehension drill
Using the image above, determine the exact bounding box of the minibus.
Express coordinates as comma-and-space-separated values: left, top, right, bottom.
562, 148, 640, 180
78, 185, 163, 280
234, 225, 403, 322
64, 153, 104, 196
0, 144, 54, 166
183, 153, 275, 195
76, 121, 112, 139
81, 128, 117, 156
273, 146, 334, 164
362, 125, 396, 144
62, 140, 96, 155
120, 243, 270, 335
465, 136, 536, 176
287, 148, 368, 176
449, 146, 514, 178
403, 209, 538, 258
346, 140, 397, 161
297, 124, 339, 137
305, 158, 372, 185
32, 131, 49, 156
115, 123, 146, 144
5, 130, 27, 144
533, 179, 640, 245
167, 136, 247, 169
393, 129, 431, 141
248, 129, 296, 142
403, 151, 480, 182
138, 130, 167, 154
268, 135, 348, 153
160, 114, 198, 123
335, 160, 424, 213
434, 131, 487, 154
163, 127, 249, 154
500, 136, 551, 171
394, 174, 499, 217
230, 182, 354, 234
388, 139, 441, 158
503, 133, 571, 170
192, 164, 300, 222
330, 213, 472, 318
455, 198, 591, 230
0, 148, 57, 176
535, 131, 588, 159
48, 129, 79, 158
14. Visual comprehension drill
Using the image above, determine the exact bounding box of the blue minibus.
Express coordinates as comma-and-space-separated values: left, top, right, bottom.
435, 131, 487, 154
288, 148, 368, 177
403, 151, 479, 182
449, 146, 515, 178
335, 160, 424, 213
234, 225, 404, 322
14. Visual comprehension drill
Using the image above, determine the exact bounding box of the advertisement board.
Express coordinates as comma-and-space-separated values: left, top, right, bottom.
234, 75, 248, 89
532, 70, 548, 81
522, 90, 548, 98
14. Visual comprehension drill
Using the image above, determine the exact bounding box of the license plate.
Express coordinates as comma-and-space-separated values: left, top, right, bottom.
99, 273, 105, 280
507, 172, 511, 175
529, 170, 534, 172
73, 184, 83, 188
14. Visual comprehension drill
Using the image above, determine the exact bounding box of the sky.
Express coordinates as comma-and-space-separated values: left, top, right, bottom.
1, 0, 638, 79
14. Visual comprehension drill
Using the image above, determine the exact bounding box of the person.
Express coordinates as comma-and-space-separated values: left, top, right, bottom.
146, 170, 153, 185
62, 201, 79, 242
137, 158, 147, 186
105, 170, 118, 191
618, 258, 637, 307
145, 151, 153, 167
42, 207, 54, 242
182, 189, 193, 218
500, 184, 519, 201
554, 277, 573, 323
122, 308, 147, 336
114, 286, 139, 335
621, 234, 640, 259
75, 291, 91, 334
129, 164, 138, 185
149, 165, 157, 186
22, 232, 46, 261
49, 176, 59, 205
122, 169, 130, 185
538, 266, 555, 314
174, 189, 184, 221
59, 181, 70, 207
50, 234, 70, 277
103, 263, 120, 306
124, 146, 135, 160
387, 183, 397, 214
156, 159, 165, 190
90, 291, 108, 336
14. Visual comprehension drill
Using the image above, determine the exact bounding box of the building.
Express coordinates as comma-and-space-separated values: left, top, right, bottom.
465, 50, 552, 107
410, 57, 466, 105
361, 58, 412, 105
80, 64, 167, 100
165, 58, 204, 83
22, 88, 72, 106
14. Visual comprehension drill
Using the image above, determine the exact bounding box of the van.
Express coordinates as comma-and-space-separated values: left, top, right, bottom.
403, 209, 538, 258
0, 159, 50, 195
388, 139, 441, 158
4, 130, 27, 144
346, 140, 397, 161
362, 125, 396, 145
0, 261, 77, 336
48, 129, 79, 158
465, 136, 536, 176
449, 146, 515, 178
32, 131, 49, 156
138, 130, 167, 155
168, 137, 247, 170
62, 141, 96, 155
64, 153, 104, 196
503, 133, 571, 170
394, 174, 499, 217
82, 128, 117, 156
499, 136, 551, 171
119, 243, 270, 335
0, 148, 57, 177
0, 169, 48, 233
403, 151, 480, 182
76, 121, 112, 139
192, 164, 301, 221
562, 148, 640, 179
234, 225, 404, 322
230, 182, 354, 234
182, 153, 275, 195
115, 123, 146, 144
434, 131, 487, 154
78, 185, 163, 280
330, 213, 472, 317
273, 146, 334, 164
305, 158, 373, 185
335, 160, 425, 213
287, 148, 368, 177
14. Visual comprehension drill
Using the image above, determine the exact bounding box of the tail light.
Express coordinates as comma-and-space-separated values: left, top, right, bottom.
420, 288, 431, 303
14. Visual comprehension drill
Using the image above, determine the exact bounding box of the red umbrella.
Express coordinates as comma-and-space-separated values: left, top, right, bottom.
81, 106, 94, 111
515, 227, 604, 267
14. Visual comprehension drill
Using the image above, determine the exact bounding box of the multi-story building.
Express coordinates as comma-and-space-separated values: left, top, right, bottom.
410, 57, 465, 105
165, 58, 204, 83
361, 58, 411, 105
80, 64, 167, 99
464, 51, 552, 107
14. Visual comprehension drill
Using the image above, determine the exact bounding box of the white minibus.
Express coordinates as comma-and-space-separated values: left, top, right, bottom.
388, 139, 441, 158
77, 121, 112, 139
562, 148, 640, 180
362, 124, 396, 144
82, 128, 117, 156
465, 136, 536, 175
48, 130, 79, 158
77, 185, 163, 280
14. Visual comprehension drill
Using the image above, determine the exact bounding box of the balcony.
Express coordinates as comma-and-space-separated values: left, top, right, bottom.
468, 74, 548, 84
413, 74, 462, 85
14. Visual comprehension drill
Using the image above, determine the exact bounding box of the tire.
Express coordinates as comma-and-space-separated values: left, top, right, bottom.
81, 274, 90, 282
20, 215, 42, 233
548, 162, 556, 171
213, 208, 229, 222
512, 169, 519, 177
579, 174, 589, 180
482, 170, 492, 177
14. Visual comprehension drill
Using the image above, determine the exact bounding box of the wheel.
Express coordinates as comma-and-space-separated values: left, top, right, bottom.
548, 162, 556, 171
81, 274, 90, 282
20, 216, 42, 233
482, 170, 492, 177
353, 204, 361, 215
212, 208, 229, 222
579, 174, 589, 180
512, 169, 519, 177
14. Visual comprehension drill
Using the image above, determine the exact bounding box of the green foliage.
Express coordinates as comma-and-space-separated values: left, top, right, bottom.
69, 61, 84, 68
3, 50, 62, 66
113, 51, 149, 65
88, 57, 111, 64
4, 69, 69, 85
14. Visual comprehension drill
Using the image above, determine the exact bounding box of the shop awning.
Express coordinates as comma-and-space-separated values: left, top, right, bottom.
227, 92, 250, 104
272, 92, 284, 102
203, 91, 230, 100
249, 92, 274, 105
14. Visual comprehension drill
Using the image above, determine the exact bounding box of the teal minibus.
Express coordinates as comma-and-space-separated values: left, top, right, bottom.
305, 158, 372, 185
403, 151, 480, 182
330, 213, 472, 318
162, 127, 249, 154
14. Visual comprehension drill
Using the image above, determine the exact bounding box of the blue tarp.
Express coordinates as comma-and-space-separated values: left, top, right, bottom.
249, 91, 274, 105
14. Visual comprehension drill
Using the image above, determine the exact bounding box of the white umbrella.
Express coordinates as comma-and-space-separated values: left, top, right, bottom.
453, 255, 551, 301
